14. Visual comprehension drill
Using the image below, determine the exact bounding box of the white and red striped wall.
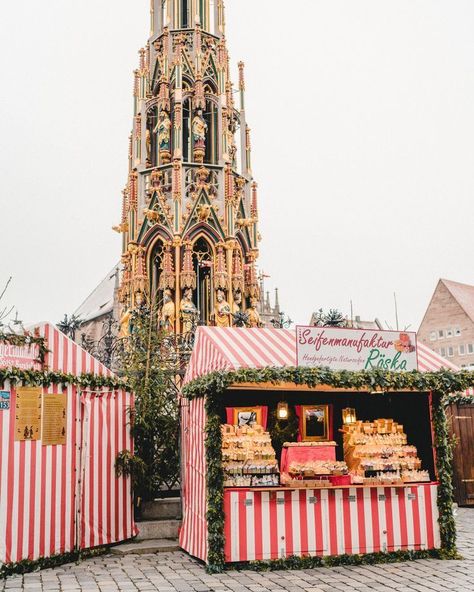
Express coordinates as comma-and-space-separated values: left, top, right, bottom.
224, 484, 440, 563
0, 323, 136, 565
179, 397, 208, 563
180, 328, 453, 565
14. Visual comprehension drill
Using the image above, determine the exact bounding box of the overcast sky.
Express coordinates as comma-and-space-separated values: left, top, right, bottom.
1, 0, 473, 330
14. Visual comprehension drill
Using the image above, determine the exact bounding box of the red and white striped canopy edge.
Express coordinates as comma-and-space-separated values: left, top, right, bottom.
184, 327, 468, 385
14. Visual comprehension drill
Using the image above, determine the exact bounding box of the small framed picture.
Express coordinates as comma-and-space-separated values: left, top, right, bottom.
302, 405, 330, 441
233, 407, 263, 427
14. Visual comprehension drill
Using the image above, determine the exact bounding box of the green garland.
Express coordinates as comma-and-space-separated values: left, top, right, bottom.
230, 548, 456, 572
0, 332, 49, 366
182, 366, 474, 401
205, 397, 225, 572
0, 547, 107, 579
182, 366, 474, 573
0, 367, 128, 390
0, 331, 127, 390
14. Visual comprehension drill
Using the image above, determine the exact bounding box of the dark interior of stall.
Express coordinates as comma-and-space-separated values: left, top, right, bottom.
220, 389, 436, 481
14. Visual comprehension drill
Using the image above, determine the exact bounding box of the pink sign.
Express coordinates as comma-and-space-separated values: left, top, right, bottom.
0, 343, 41, 370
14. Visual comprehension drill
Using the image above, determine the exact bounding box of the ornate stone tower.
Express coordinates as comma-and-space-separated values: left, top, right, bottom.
115, 0, 261, 333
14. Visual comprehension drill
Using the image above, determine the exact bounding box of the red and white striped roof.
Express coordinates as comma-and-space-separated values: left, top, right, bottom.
184, 327, 464, 385
33, 322, 113, 376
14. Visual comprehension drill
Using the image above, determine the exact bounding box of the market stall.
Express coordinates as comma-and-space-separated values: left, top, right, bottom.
180, 327, 474, 570
0, 323, 136, 566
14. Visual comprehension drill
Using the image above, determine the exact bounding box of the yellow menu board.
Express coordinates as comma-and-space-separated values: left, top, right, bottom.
15, 387, 42, 441
42, 393, 67, 446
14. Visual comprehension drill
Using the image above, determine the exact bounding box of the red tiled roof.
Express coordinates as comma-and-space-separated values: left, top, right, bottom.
441, 279, 474, 323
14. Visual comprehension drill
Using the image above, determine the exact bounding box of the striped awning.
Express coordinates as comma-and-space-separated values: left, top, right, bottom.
184, 327, 466, 385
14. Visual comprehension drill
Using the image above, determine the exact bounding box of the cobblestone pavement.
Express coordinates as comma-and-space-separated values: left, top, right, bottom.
2, 509, 473, 592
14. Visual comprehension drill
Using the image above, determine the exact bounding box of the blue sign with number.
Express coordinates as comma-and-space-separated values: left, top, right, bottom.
0, 391, 10, 410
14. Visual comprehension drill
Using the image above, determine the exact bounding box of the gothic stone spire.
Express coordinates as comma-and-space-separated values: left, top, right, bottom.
116, 0, 262, 331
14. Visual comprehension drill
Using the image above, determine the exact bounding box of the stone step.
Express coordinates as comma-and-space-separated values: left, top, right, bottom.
110, 539, 179, 555
136, 519, 181, 541
141, 497, 182, 521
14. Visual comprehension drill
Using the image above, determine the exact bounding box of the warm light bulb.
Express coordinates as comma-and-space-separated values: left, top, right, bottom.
342, 408, 357, 425
277, 402, 288, 420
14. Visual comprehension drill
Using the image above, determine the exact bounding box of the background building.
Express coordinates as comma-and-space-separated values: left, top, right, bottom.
73, 267, 120, 343
418, 278, 474, 368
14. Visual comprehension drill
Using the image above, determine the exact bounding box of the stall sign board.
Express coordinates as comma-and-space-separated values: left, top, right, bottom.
0, 391, 10, 410
0, 342, 41, 370
15, 387, 42, 441
42, 393, 67, 446
296, 326, 418, 372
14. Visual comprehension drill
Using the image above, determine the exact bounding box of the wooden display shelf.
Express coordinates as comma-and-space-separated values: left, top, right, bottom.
224, 481, 438, 492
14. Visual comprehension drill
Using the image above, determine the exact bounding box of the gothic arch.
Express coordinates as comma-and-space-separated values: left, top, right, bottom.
235, 230, 251, 258
203, 79, 218, 95
141, 224, 174, 250
184, 222, 222, 245
182, 75, 194, 91
191, 233, 216, 326
203, 96, 218, 164
146, 105, 159, 166
151, 61, 161, 95
148, 237, 166, 305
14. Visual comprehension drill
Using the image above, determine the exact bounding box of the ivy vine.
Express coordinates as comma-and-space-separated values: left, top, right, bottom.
182, 366, 474, 573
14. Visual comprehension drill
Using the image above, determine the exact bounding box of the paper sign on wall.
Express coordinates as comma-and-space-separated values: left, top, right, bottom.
42, 393, 67, 446
0, 391, 10, 410
15, 387, 42, 441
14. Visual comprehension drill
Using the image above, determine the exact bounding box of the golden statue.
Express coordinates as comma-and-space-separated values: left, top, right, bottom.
146, 129, 151, 161
192, 110, 207, 147
180, 288, 199, 333
213, 289, 232, 328
160, 289, 175, 332
119, 308, 132, 338
247, 298, 261, 328
232, 290, 242, 315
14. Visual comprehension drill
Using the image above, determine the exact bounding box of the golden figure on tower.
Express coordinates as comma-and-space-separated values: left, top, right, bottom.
180, 288, 199, 333
155, 110, 172, 164
160, 289, 176, 332
213, 289, 232, 328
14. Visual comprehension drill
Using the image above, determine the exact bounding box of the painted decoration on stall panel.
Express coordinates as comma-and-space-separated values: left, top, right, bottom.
42, 393, 67, 446
296, 326, 418, 372
0, 390, 10, 410
0, 342, 41, 370
15, 386, 42, 441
